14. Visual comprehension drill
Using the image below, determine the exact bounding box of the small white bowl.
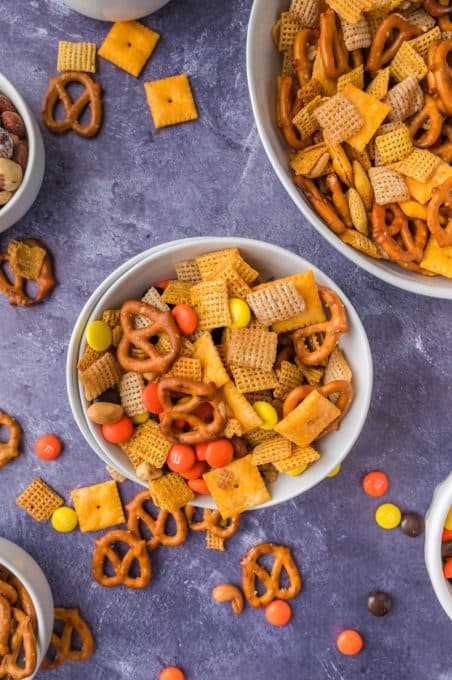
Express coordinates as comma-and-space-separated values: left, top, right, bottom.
425, 472, 452, 620
0, 537, 54, 678
0, 73, 45, 234
246, 0, 452, 299
67, 237, 373, 511
62, 0, 171, 21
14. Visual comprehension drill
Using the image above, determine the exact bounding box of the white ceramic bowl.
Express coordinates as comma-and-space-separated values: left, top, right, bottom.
68, 237, 373, 510
0, 537, 54, 678
62, 0, 171, 21
425, 472, 452, 619
0, 73, 45, 234
246, 0, 452, 299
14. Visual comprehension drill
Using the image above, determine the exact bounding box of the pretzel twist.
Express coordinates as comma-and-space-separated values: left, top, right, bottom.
326, 174, 352, 227
0, 594, 11, 656
7, 575, 37, 633
41, 72, 102, 138
126, 490, 188, 550
184, 506, 240, 539
117, 300, 181, 374
92, 530, 151, 589
282, 380, 353, 434
319, 8, 349, 79
292, 286, 348, 365
366, 15, 422, 73
240, 543, 302, 608
158, 377, 226, 445
409, 95, 444, 148
293, 29, 319, 86
423, 0, 452, 16
2, 608, 37, 680
41, 607, 94, 670
294, 176, 346, 235
0, 412, 20, 469
427, 176, 452, 246
279, 75, 311, 149
429, 39, 452, 115
0, 239, 55, 307
372, 203, 426, 262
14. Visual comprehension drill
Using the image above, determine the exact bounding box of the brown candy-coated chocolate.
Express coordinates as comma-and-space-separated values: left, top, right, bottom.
441, 540, 452, 560
231, 436, 248, 459
400, 512, 424, 537
367, 591, 392, 617
12, 140, 28, 172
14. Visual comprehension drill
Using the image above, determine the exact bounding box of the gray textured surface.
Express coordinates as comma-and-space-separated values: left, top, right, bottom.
0, 0, 451, 678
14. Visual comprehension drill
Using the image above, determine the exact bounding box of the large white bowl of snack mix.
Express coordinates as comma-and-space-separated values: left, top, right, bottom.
425, 472, 452, 620
62, 0, 171, 21
246, 0, 452, 298
67, 237, 372, 513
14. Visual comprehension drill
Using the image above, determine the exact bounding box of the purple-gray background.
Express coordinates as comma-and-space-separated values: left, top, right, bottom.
0, 1, 451, 678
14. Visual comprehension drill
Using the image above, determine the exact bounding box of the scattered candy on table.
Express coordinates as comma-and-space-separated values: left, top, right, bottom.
336, 629, 363, 656
362, 470, 389, 497
51, 506, 78, 532
375, 503, 402, 530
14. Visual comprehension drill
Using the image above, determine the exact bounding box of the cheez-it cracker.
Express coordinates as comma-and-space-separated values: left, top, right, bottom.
144, 74, 198, 128
98, 21, 160, 77
71, 480, 125, 532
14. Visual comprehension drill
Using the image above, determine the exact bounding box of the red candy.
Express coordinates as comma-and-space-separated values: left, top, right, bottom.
101, 416, 133, 444
188, 478, 209, 495
265, 600, 292, 626
362, 471, 389, 497
336, 629, 363, 656
205, 439, 234, 468
142, 382, 163, 414
444, 560, 452, 579
194, 442, 209, 461
442, 529, 452, 542
172, 304, 198, 335
157, 279, 170, 290
34, 434, 62, 461
167, 444, 195, 473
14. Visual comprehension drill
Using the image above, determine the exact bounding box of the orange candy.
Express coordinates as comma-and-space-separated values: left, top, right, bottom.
172, 304, 198, 335
336, 629, 363, 656
142, 382, 163, 414
265, 600, 292, 626
188, 478, 209, 495
444, 560, 452, 579
102, 416, 133, 443
159, 667, 185, 680
157, 279, 170, 290
180, 460, 207, 480
167, 444, 195, 473
442, 529, 452, 542
362, 471, 389, 497
34, 434, 62, 461
205, 439, 234, 468
194, 442, 209, 461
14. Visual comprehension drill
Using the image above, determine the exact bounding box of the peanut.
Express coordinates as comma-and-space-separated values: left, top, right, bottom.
87, 401, 123, 425
212, 583, 244, 615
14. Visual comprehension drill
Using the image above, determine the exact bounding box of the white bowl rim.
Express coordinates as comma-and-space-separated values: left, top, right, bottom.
0, 72, 40, 216
425, 471, 452, 620
67, 236, 373, 511
246, 0, 452, 300
0, 537, 54, 678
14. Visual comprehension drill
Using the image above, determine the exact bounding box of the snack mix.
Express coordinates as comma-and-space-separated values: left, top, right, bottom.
78, 247, 354, 520
0, 93, 28, 208
274, 0, 452, 278
442, 506, 452, 581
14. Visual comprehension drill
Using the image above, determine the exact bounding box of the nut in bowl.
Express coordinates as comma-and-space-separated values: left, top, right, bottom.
0, 537, 54, 679
425, 472, 452, 620
67, 238, 372, 515
247, 0, 452, 298
0, 73, 45, 234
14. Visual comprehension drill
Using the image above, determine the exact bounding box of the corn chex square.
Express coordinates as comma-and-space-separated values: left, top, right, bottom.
196, 248, 259, 285
209, 263, 251, 300
231, 366, 278, 393
289, 144, 330, 177
375, 125, 413, 164
290, 0, 321, 27
149, 473, 194, 512
390, 148, 440, 183
222, 418, 244, 438
247, 280, 306, 325
226, 328, 277, 372
292, 96, 322, 139
366, 67, 390, 100
16, 478, 63, 522
206, 532, 225, 551
77, 345, 104, 372
80, 352, 122, 401
337, 65, 364, 93
244, 428, 278, 447
408, 26, 441, 61
326, 0, 365, 24
160, 280, 192, 305
57, 41, 96, 73
390, 42, 428, 83
251, 437, 292, 466
121, 419, 171, 468
156, 334, 193, 358
314, 93, 363, 145
166, 357, 202, 382
190, 279, 231, 330
278, 11, 303, 52
274, 445, 320, 472
296, 360, 325, 384
98, 21, 159, 77
145, 74, 198, 128
274, 360, 304, 399
341, 229, 383, 259
102, 309, 121, 328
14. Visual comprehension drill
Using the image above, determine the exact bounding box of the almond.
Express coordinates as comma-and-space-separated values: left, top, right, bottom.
0, 94, 16, 114
12, 141, 28, 172
87, 401, 124, 425
1, 111, 25, 138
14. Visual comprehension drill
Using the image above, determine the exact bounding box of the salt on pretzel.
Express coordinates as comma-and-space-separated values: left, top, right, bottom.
184, 506, 240, 539
293, 29, 319, 86
126, 490, 188, 550
282, 380, 353, 434
427, 176, 452, 246
41, 607, 94, 670
294, 176, 346, 235
41, 71, 102, 138
0, 239, 55, 307
0, 412, 20, 469
240, 543, 301, 608
158, 377, 226, 445
409, 95, 444, 148
92, 529, 151, 589
319, 8, 349, 79
366, 14, 422, 73
2, 607, 37, 680
372, 203, 426, 262
292, 286, 348, 366
279, 75, 312, 150
117, 299, 181, 374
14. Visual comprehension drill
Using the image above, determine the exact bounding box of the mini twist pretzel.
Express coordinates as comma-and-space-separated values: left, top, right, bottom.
0, 594, 11, 655
292, 286, 348, 366
326, 174, 352, 227
439, 15, 452, 31
126, 490, 188, 550
0, 239, 55, 307
158, 377, 226, 445
279, 75, 312, 150
240, 543, 301, 608
409, 95, 444, 148
184, 506, 240, 539
423, 0, 452, 16
372, 204, 424, 262
319, 8, 349, 79
92, 529, 151, 589
434, 140, 452, 164
0, 412, 20, 469
293, 29, 319, 86
8, 575, 37, 634
282, 380, 353, 434
366, 15, 422, 74
427, 176, 452, 246
117, 300, 181, 374
429, 39, 452, 115
294, 176, 346, 235
0, 579, 18, 605
41, 607, 94, 670
41, 71, 102, 138
2, 607, 37, 680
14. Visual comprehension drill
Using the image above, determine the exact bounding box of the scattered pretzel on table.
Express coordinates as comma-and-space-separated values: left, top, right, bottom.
41, 607, 94, 671
92, 529, 152, 589
240, 542, 302, 608
41, 71, 102, 138
126, 490, 188, 550
0, 411, 21, 469
184, 506, 240, 539
0, 239, 55, 306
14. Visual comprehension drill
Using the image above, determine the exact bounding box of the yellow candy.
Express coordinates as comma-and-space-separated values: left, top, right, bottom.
445, 506, 452, 531
132, 412, 150, 424
228, 298, 251, 329
285, 463, 308, 476
86, 320, 112, 352
51, 507, 78, 533
375, 503, 401, 530
253, 401, 278, 430
328, 463, 341, 478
